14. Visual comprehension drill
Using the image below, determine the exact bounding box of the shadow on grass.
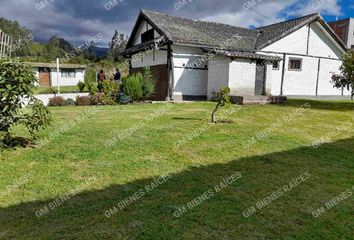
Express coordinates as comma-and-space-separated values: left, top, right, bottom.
171, 117, 205, 121
0, 137, 35, 149
284, 99, 354, 111
0, 138, 353, 239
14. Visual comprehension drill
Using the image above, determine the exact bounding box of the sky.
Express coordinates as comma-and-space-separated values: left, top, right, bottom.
0, 0, 353, 47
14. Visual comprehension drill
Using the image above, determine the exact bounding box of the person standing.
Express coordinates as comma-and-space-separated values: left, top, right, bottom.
97, 70, 106, 92
114, 68, 121, 85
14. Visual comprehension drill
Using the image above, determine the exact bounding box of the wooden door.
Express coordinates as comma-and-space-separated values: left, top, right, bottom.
39, 67, 51, 87
130, 64, 168, 101
255, 60, 266, 95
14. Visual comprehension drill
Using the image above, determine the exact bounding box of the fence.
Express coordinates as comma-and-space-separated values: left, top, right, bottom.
0, 29, 13, 58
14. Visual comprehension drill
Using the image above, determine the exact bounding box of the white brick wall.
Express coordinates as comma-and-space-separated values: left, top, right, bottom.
207, 56, 230, 99
172, 45, 208, 97
228, 59, 257, 96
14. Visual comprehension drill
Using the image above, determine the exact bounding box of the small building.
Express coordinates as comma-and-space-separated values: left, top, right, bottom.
27, 62, 87, 87
123, 10, 349, 101
328, 18, 354, 49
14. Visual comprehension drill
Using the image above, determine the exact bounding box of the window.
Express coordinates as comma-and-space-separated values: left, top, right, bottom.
61, 69, 76, 78
141, 29, 154, 43
272, 61, 280, 70
288, 58, 302, 71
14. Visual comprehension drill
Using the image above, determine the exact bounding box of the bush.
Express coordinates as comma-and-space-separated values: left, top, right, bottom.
48, 96, 65, 106
64, 98, 76, 106
0, 59, 51, 144
76, 96, 91, 106
211, 87, 231, 123
84, 67, 98, 94
121, 73, 143, 102
142, 67, 155, 99
117, 92, 132, 104
77, 81, 85, 92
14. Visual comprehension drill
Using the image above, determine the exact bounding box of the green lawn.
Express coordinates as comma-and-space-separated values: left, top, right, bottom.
0, 100, 353, 239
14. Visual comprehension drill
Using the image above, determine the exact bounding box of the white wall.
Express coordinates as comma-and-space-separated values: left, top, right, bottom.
308, 22, 343, 58
132, 20, 161, 46
131, 49, 167, 68
317, 59, 342, 95
207, 56, 230, 99
172, 45, 208, 97
33, 68, 85, 87
282, 56, 318, 95
228, 58, 257, 96
262, 25, 309, 55
261, 20, 348, 96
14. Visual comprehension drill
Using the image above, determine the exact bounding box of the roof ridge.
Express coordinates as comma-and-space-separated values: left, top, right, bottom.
141, 9, 257, 32
256, 13, 320, 30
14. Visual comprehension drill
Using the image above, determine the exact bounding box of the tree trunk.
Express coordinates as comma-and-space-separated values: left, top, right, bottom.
351, 84, 354, 100
211, 102, 221, 123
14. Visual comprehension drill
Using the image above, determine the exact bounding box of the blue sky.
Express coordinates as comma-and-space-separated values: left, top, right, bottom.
0, 0, 353, 47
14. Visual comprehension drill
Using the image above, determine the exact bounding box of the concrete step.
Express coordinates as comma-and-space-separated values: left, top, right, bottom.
231, 95, 287, 105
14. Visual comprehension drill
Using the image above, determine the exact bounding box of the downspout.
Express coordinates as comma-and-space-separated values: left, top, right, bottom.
280, 53, 286, 95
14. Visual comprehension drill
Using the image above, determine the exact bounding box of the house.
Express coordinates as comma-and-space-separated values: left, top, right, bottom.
0, 29, 13, 58
27, 62, 86, 87
328, 18, 354, 49
123, 10, 349, 101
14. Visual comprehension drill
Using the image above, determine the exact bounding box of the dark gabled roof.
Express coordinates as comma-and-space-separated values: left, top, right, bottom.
125, 10, 347, 54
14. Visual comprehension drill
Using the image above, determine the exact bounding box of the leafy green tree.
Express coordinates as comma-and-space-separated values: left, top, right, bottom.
108, 30, 127, 62
0, 59, 51, 146
332, 50, 354, 100
0, 18, 33, 56
211, 87, 231, 123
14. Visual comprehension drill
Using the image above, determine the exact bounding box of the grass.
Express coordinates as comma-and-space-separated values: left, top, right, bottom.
0, 100, 353, 239
34, 86, 88, 94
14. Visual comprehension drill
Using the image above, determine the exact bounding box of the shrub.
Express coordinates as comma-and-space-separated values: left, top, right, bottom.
84, 67, 98, 94
117, 92, 132, 104
121, 73, 143, 102
0, 59, 51, 144
48, 96, 65, 106
76, 96, 91, 106
142, 67, 155, 99
64, 98, 76, 106
211, 87, 231, 123
77, 81, 85, 92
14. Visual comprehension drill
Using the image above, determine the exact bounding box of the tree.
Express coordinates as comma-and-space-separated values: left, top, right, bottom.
108, 30, 128, 62
211, 87, 231, 123
332, 50, 354, 100
0, 18, 33, 56
0, 59, 51, 146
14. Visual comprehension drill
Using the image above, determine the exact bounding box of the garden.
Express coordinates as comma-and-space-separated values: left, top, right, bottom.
0, 58, 353, 240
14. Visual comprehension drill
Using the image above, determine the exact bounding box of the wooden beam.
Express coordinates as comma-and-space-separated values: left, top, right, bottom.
280, 53, 286, 95
315, 58, 321, 95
